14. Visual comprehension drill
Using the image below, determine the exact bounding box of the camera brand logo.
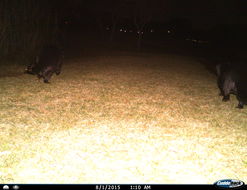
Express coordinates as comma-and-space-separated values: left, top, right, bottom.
214, 179, 245, 189
2, 185, 9, 190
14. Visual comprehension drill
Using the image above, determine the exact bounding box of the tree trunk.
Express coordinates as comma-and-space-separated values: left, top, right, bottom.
137, 33, 143, 51
110, 21, 117, 42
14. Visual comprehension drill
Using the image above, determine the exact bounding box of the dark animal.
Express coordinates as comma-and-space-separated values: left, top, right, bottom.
25, 45, 63, 83
216, 62, 247, 109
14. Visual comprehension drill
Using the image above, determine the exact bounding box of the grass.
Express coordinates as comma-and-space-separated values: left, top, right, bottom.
0, 52, 246, 184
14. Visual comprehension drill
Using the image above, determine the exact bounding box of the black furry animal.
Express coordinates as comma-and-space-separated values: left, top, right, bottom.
216, 62, 247, 109
25, 45, 63, 83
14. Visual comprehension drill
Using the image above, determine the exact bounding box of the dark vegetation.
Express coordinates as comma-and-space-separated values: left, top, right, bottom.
0, 0, 247, 89
0, 0, 65, 61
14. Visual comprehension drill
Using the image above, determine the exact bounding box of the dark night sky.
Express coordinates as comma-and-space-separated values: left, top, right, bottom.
144, 0, 247, 28
61, 0, 247, 29
165, 0, 247, 28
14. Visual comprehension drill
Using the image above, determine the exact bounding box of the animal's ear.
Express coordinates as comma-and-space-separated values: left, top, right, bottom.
216, 64, 221, 76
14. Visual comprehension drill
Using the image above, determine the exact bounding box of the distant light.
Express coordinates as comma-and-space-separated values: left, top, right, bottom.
150, 29, 154, 33
167, 30, 171, 34
120, 29, 123, 32
129, 30, 133, 33
106, 27, 110, 30
124, 30, 127, 33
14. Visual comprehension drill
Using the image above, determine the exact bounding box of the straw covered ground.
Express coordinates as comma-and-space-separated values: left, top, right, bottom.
0, 53, 246, 183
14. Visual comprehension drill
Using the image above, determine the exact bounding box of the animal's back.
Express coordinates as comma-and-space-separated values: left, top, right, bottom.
38, 45, 61, 68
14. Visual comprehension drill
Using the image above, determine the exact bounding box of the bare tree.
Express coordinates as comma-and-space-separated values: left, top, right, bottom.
109, 0, 127, 42
89, 0, 126, 43
133, 0, 152, 50
0, 0, 60, 58
90, 1, 110, 41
